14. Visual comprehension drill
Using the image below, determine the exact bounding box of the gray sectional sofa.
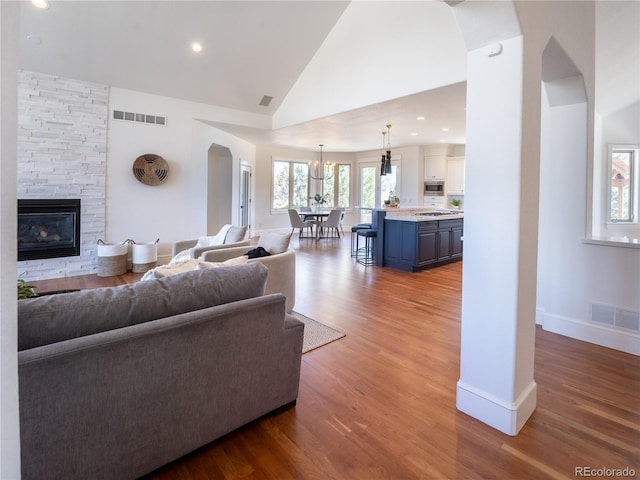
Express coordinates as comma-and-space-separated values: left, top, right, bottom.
17, 263, 304, 480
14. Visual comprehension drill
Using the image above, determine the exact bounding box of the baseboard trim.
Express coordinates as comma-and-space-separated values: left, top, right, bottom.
539, 311, 639, 356
456, 379, 537, 436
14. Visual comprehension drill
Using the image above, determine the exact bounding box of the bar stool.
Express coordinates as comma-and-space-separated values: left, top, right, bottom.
351, 223, 372, 257
356, 229, 377, 266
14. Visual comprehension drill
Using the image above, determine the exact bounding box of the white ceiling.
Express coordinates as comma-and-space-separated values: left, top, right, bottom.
19, 1, 350, 116
18, 0, 467, 153
203, 82, 467, 153
17, 1, 639, 153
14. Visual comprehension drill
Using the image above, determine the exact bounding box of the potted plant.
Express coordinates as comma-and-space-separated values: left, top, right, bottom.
18, 276, 37, 300
451, 198, 462, 209
311, 193, 330, 211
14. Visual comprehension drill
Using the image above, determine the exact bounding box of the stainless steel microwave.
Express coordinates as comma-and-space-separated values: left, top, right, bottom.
424, 180, 445, 196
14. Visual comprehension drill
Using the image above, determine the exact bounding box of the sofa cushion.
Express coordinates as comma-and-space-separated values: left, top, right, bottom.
142, 256, 249, 280
224, 225, 247, 243
257, 232, 292, 255
18, 262, 268, 351
196, 255, 249, 270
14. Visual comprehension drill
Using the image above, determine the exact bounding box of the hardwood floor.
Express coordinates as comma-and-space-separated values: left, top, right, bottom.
30, 236, 640, 479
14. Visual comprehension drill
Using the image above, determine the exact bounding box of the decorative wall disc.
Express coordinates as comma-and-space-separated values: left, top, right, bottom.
132, 154, 169, 186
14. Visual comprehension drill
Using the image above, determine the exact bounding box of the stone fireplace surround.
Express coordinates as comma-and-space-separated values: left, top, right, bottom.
17, 70, 108, 281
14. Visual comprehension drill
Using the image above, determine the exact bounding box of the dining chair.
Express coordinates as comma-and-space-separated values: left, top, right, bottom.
288, 208, 315, 238
299, 205, 317, 221
317, 208, 342, 238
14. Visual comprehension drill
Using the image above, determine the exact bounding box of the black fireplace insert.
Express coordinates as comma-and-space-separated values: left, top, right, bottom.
17, 199, 81, 261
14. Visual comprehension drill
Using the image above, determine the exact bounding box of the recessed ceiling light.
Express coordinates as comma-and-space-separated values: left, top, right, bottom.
416, 116, 425, 121
26, 34, 42, 46
31, 0, 50, 9
441, 127, 449, 132
410, 132, 418, 136
439, 139, 447, 143
191, 42, 203, 53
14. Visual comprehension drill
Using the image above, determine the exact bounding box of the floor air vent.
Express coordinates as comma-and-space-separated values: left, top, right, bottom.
591, 303, 640, 332
113, 110, 166, 126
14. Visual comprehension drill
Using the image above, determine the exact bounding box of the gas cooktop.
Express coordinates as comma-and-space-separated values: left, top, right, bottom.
417, 211, 456, 217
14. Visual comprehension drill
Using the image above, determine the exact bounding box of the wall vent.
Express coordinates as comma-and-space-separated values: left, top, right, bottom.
590, 303, 640, 333
113, 110, 166, 126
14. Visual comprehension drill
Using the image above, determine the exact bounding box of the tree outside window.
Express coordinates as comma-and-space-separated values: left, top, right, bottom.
609, 146, 638, 223
272, 160, 310, 209
322, 164, 351, 208
273, 159, 351, 210
272, 161, 290, 209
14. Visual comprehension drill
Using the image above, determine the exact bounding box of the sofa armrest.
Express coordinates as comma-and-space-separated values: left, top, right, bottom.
191, 239, 251, 259
172, 239, 197, 257
171, 239, 252, 259
202, 248, 296, 313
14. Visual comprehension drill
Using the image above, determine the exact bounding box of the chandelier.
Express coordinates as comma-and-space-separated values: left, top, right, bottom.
309, 144, 334, 181
380, 124, 392, 176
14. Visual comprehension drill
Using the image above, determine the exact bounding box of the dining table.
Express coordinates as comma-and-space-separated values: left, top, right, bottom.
298, 209, 331, 221
297, 209, 332, 239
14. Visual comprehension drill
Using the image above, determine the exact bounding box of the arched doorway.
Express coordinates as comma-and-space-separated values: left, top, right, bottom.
207, 144, 233, 234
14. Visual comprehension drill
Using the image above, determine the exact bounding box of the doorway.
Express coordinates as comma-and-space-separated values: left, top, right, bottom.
207, 144, 233, 234
239, 164, 251, 231
358, 160, 399, 223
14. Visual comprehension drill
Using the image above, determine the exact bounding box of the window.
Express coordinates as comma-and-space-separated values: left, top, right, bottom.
608, 145, 638, 224
273, 160, 351, 210
272, 160, 309, 209
322, 164, 351, 208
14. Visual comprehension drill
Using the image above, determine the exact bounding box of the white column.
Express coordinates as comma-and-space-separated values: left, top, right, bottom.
454, 32, 540, 434
1, 1, 22, 477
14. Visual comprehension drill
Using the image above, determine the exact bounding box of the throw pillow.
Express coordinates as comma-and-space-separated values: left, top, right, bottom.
195, 224, 232, 247
196, 255, 249, 270
257, 231, 291, 255
224, 225, 247, 244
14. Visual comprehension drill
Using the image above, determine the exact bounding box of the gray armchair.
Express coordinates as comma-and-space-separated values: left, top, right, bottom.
172, 225, 250, 259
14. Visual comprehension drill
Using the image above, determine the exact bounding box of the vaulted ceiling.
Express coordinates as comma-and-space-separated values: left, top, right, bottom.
18, 1, 639, 152
18, 0, 468, 152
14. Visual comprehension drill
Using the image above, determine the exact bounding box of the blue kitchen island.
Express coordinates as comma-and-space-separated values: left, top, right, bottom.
375, 209, 463, 272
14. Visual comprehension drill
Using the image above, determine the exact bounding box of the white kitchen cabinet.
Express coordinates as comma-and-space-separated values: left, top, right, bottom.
447, 157, 465, 195
424, 195, 445, 208
424, 155, 447, 180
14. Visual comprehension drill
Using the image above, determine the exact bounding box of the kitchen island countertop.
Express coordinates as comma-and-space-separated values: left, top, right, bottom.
384, 210, 464, 222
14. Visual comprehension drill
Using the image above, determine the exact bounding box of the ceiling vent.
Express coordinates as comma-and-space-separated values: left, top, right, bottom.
113, 110, 166, 126
259, 95, 273, 107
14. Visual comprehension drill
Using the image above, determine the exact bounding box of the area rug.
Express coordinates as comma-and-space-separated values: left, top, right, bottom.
290, 311, 346, 353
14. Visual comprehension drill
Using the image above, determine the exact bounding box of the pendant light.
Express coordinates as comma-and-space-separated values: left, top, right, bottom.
309, 144, 333, 181
380, 124, 392, 176
380, 131, 387, 176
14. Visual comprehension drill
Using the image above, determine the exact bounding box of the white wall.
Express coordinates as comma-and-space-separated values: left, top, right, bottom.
106, 88, 257, 263
539, 95, 640, 355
